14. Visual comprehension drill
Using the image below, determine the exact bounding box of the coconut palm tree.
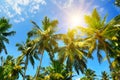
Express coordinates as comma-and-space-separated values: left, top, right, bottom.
101, 71, 110, 80
46, 60, 71, 80
111, 55, 120, 80
78, 9, 120, 70
114, 0, 120, 7
108, 18, 120, 80
81, 69, 96, 80
57, 29, 87, 80
0, 55, 24, 80
111, 69, 120, 80
27, 16, 61, 79
0, 17, 15, 54
36, 59, 72, 80
16, 38, 39, 80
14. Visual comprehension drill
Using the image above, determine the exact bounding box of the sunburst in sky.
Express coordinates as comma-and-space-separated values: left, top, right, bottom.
0, 0, 120, 80
52, 0, 94, 30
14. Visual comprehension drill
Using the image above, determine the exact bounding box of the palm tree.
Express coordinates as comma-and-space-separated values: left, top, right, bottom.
0, 17, 15, 54
101, 71, 110, 80
57, 29, 87, 80
37, 60, 72, 80
78, 8, 120, 70
16, 38, 39, 80
111, 56, 120, 80
0, 55, 24, 80
114, 0, 120, 7
27, 16, 60, 79
111, 69, 120, 80
108, 17, 120, 80
81, 69, 96, 80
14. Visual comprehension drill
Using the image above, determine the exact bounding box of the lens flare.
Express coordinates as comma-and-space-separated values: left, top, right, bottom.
67, 12, 86, 29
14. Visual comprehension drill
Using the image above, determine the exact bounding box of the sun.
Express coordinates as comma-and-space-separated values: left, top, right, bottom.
70, 15, 82, 27
67, 12, 85, 29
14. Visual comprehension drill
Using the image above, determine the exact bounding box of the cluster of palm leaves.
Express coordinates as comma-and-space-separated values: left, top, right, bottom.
80, 69, 111, 80
0, 8, 120, 80
114, 0, 120, 7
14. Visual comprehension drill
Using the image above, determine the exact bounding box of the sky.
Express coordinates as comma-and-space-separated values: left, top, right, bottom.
0, 0, 120, 80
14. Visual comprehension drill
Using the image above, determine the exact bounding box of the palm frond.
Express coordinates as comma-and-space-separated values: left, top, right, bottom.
29, 56, 35, 68
16, 43, 25, 51
74, 55, 87, 74
0, 17, 12, 32
50, 20, 58, 27
0, 36, 9, 43
0, 40, 8, 54
92, 8, 100, 21
42, 16, 50, 30
31, 20, 41, 30
2, 31, 16, 36
97, 48, 103, 64
87, 39, 96, 58
16, 54, 24, 65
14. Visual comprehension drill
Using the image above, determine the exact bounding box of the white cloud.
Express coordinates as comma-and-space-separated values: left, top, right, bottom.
18, 0, 30, 6
6, 11, 14, 18
14, 19, 21, 23
63, 0, 73, 8
6, 0, 14, 5
14, 17, 25, 23
34, 0, 46, 5
13, 3, 22, 15
0, 0, 46, 23
52, 0, 74, 9
30, 4, 40, 13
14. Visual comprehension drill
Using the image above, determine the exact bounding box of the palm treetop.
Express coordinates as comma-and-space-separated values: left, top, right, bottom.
77, 9, 120, 70
0, 17, 15, 54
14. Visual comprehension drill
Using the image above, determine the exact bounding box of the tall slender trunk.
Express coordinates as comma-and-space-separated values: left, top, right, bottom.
66, 58, 73, 80
69, 65, 72, 80
23, 56, 28, 80
23, 67, 27, 80
49, 52, 54, 62
35, 53, 44, 79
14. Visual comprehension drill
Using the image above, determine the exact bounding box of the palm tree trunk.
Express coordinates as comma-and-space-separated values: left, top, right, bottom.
35, 53, 44, 79
23, 56, 28, 80
69, 66, 72, 80
49, 52, 54, 62
67, 61, 72, 80
23, 70, 26, 80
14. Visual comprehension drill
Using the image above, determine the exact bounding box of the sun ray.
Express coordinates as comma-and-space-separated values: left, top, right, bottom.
51, 0, 93, 30
67, 12, 86, 29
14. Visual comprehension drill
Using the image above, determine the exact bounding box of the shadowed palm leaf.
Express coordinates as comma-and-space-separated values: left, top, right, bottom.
0, 17, 15, 54
81, 69, 96, 80
101, 71, 110, 80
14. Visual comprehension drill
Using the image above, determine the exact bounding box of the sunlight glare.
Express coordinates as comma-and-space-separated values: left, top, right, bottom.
68, 12, 85, 29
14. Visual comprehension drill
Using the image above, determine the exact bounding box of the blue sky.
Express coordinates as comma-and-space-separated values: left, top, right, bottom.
0, 0, 120, 80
